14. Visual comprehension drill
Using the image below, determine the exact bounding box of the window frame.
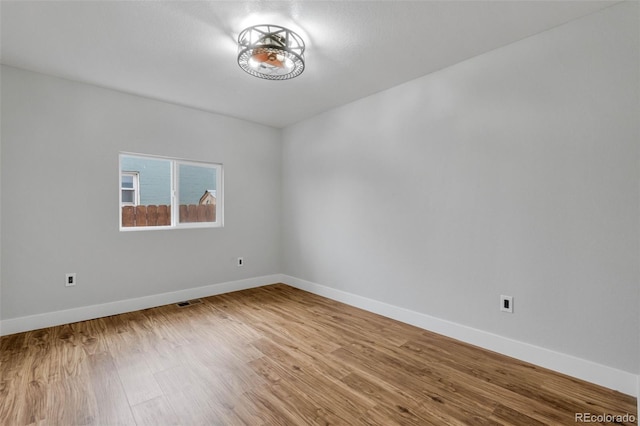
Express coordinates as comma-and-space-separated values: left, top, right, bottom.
118, 152, 223, 231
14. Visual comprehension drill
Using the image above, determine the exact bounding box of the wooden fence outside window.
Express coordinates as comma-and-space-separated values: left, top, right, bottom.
121, 204, 215, 227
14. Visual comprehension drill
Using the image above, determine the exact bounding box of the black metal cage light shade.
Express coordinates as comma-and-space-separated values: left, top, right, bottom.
237, 25, 305, 80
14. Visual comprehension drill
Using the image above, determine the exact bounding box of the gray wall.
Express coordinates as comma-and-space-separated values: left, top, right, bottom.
282, 2, 639, 374
1, 65, 282, 319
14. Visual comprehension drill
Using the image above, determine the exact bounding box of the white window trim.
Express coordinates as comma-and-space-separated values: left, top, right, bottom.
119, 152, 224, 231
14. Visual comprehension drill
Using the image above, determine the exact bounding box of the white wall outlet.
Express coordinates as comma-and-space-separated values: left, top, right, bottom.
65, 273, 77, 287
237, 257, 244, 267
500, 295, 513, 313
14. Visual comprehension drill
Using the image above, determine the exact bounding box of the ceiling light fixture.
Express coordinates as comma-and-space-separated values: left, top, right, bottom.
237, 24, 305, 80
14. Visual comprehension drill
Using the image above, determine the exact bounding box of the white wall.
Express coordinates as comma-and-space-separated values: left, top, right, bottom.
1, 66, 282, 320
282, 2, 639, 375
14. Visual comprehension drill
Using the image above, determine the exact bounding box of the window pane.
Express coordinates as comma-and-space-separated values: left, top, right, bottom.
178, 163, 216, 223
122, 190, 134, 203
120, 156, 171, 205
121, 175, 134, 188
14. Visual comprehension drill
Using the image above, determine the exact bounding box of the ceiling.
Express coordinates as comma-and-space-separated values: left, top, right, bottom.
1, 1, 618, 128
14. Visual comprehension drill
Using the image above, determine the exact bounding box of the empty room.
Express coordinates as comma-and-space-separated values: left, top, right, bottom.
1, 1, 638, 425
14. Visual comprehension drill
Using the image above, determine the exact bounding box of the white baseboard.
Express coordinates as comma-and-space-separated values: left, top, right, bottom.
282, 275, 639, 398
0, 274, 284, 337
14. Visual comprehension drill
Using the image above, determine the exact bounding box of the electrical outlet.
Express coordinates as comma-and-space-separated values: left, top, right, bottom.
65, 273, 77, 287
500, 295, 513, 313
237, 257, 244, 267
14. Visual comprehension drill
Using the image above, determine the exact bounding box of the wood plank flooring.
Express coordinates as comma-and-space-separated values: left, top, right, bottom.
1, 284, 636, 425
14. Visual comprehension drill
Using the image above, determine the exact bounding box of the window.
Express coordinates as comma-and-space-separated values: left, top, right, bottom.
119, 153, 223, 230
120, 172, 139, 205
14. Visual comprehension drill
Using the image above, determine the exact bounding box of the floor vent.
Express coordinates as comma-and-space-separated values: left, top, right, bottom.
176, 299, 203, 308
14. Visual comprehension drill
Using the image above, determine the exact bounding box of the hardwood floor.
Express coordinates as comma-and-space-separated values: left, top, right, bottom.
1, 284, 636, 425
